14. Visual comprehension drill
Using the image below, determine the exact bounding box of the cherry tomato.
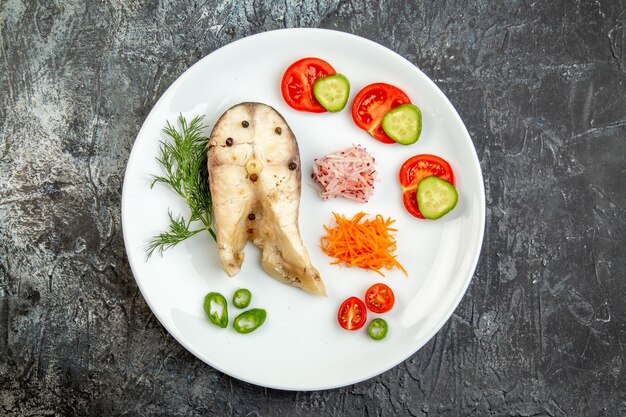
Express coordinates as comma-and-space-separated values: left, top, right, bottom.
281, 57, 336, 113
351, 83, 411, 143
398, 154, 455, 218
365, 283, 395, 313
337, 297, 367, 330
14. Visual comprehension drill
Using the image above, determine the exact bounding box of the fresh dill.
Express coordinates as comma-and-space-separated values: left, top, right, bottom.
146, 114, 216, 259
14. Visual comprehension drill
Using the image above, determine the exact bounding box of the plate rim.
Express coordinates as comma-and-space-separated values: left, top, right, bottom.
121, 27, 486, 391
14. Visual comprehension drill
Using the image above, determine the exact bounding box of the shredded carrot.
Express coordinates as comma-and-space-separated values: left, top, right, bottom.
320, 212, 407, 277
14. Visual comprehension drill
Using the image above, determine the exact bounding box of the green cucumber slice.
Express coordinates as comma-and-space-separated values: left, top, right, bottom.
416, 176, 458, 219
381, 104, 422, 145
313, 73, 350, 112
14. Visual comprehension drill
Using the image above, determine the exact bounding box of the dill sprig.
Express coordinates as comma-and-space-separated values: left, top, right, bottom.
146, 114, 216, 259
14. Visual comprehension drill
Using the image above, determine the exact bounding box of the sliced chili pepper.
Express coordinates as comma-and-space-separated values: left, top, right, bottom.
367, 318, 388, 340
233, 308, 267, 334
232, 288, 252, 309
203, 292, 228, 328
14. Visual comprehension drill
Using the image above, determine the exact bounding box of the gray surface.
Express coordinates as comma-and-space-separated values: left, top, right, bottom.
1, 0, 625, 416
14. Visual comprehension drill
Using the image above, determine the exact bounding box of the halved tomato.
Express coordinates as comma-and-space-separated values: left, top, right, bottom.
365, 283, 395, 313
337, 297, 367, 330
351, 83, 411, 143
399, 154, 455, 218
281, 57, 336, 113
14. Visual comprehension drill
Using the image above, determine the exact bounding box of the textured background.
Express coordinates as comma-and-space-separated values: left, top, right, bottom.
1, 1, 625, 416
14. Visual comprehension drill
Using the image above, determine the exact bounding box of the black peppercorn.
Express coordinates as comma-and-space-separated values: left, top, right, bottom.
225, 137, 233, 146
248, 213, 256, 221
288, 162, 297, 170
242, 120, 249, 128
249, 173, 258, 182
275, 127, 282, 135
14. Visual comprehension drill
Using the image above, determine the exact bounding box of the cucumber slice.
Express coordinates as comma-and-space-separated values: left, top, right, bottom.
417, 176, 458, 219
381, 104, 422, 145
313, 74, 350, 112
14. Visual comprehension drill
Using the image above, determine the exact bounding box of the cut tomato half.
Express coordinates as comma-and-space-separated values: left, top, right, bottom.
337, 297, 367, 330
398, 154, 455, 218
351, 83, 411, 143
281, 57, 336, 113
365, 283, 395, 314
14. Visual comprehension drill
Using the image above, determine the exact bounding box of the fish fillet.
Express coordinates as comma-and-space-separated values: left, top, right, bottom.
207, 102, 326, 296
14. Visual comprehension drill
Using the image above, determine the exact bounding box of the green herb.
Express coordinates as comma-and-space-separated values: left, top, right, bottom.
146, 114, 216, 258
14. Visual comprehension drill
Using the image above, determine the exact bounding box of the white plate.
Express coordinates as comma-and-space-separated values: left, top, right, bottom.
122, 28, 485, 391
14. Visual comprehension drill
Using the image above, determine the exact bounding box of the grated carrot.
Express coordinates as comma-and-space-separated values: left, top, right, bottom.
320, 212, 407, 277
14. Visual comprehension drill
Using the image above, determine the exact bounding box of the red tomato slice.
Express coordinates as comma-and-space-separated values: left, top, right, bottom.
281, 57, 336, 113
351, 83, 411, 143
337, 297, 367, 330
365, 283, 395, 314
399, 154, 455, 218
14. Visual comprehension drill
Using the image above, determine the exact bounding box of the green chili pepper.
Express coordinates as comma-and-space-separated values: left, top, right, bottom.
367, 318, 388, 340
203, 292, 228, 328
233, 308, 267, 334
232, 288, 252, 309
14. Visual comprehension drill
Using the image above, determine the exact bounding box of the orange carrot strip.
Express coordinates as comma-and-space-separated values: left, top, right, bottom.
320, 212, 407, 276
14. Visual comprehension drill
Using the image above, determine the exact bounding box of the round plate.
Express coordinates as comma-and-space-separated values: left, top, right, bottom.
122, 28, 485, 391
